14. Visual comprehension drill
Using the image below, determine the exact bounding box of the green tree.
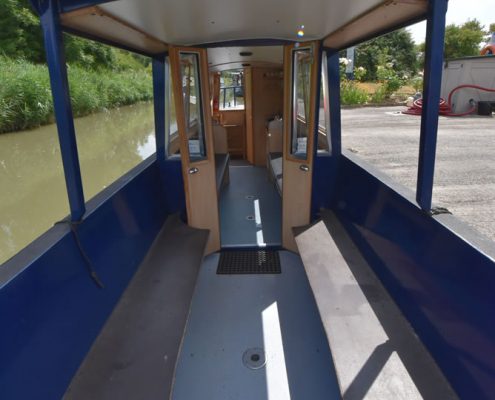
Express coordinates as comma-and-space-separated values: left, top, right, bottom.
0, 0, 45, 62
0, 0, 117, 69
353, 29, 417, 81
443, 19, 486, 59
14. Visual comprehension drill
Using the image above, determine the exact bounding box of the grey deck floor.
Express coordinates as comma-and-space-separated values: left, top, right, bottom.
171, 251, 340, 400
341, 106, 495, 242
220, 165, 281, 247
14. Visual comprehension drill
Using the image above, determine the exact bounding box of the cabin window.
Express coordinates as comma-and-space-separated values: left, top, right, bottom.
317, 54, 331, 154
219, 70, 244, 110
165, 58, 179, 157
178, 52, 207, 161
290, 47, 312, 160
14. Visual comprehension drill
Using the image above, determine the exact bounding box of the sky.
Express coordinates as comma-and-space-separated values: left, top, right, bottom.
407, 0, 495, 43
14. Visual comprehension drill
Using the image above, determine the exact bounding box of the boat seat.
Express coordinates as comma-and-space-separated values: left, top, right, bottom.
293, 210, 456, 400
65, 214, 209, 400
215, 153, 230, 193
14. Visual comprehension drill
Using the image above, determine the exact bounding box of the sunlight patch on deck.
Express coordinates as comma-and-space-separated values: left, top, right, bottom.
262, 302, 291, 399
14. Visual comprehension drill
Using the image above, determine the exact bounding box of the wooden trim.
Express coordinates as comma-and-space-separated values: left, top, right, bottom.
61, 5, 102, 19
282, 41, 321, 252
170, 46, 194, 225
323, 0, 428, 49
170, 48, 216, 166
283, 43, 319, 165
169, 46, 220, 254
60, 5, 168, 54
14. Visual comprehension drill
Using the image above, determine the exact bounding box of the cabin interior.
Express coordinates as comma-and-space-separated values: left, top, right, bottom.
1, 1, 494, 399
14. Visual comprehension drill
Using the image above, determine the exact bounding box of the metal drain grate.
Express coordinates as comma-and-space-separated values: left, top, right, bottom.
217, 251, 281, 274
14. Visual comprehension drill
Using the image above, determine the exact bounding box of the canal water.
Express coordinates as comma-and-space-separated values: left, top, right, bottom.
0, 102, 155, 265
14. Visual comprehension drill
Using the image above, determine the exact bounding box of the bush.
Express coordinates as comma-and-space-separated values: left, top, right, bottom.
376, 63, 407, 97
410, 75, 423, 92
340, 79, 369, 105
369, 85, 386, 103
0, 57, 152, 133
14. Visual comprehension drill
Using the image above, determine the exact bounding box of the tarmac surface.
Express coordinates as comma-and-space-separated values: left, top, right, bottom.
340, 106, 495, 243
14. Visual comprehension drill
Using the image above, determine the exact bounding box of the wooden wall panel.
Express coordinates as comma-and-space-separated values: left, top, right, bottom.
244, 67, 254, 164
251, 68, 284, 166
219, 110, 246, 159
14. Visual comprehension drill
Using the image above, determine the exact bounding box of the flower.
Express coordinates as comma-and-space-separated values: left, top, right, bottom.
339, 58, 350, 66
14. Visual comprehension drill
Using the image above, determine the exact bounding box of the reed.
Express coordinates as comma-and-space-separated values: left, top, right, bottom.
0, 57, 152, 133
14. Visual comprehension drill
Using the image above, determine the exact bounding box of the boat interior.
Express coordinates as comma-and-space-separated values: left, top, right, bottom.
1, 0, 494, 399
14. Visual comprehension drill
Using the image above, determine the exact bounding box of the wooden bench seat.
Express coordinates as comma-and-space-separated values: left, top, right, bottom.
294, 210, 457, 400
215, 153, 230, 193
65, 215, 209, 400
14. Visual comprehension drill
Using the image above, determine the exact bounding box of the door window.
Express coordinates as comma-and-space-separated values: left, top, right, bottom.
179, 52, 207, 162
290, 47, 313, 160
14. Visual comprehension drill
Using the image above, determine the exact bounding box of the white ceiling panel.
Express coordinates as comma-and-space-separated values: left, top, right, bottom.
99, 0, 385, 45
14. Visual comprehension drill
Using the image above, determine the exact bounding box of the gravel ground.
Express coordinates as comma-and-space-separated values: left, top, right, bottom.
340, 106, 495, 242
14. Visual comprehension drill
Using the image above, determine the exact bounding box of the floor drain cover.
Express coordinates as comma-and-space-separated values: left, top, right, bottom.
242, 348, 266, 370
217, 251, 281, 274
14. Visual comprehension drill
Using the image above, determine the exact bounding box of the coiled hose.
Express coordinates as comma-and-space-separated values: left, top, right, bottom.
403, 84, 495, 116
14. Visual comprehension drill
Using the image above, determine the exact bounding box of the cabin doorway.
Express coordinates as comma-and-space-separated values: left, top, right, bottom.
210, 56, 284, 248
205, 43, 320, 250
168, 44, 320, 251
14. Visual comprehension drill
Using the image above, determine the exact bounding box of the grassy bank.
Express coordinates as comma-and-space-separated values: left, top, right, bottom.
0, 57, 152, 133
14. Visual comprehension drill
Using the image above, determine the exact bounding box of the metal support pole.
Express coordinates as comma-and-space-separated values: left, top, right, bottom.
416, 0, 448, 210
326, 51, 342, 156
39, 0, 85, 221
152, 56, 166, 161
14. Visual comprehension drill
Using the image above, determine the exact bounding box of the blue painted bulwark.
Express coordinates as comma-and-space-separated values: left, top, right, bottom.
39, 0, 86, 221
160, 159, 186, 215
0, 158, 168, 400
333, 153, 495, 399
152, 57, 166, 162
311, 50, 342, 217
416, 0, 448, 210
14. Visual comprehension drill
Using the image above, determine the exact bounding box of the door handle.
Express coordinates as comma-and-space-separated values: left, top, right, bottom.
188, 167, 199, 174
299, 164, 310, 172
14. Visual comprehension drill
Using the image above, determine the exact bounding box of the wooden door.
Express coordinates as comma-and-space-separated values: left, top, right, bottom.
282, 41, 320, 252
169, 46, 220, 254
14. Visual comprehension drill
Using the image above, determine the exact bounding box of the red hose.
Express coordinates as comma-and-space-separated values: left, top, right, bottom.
403, 84, 495, 116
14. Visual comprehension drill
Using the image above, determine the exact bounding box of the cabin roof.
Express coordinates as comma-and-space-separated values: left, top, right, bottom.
207, 46, 283, 71
57, 0, 429, 56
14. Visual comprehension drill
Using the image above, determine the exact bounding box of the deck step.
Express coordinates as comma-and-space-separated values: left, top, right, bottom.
294, 210, 457, 400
